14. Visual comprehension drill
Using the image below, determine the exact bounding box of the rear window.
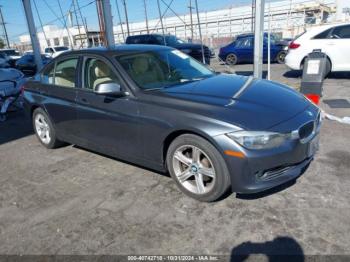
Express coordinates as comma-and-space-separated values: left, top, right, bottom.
313, 28, 332, 39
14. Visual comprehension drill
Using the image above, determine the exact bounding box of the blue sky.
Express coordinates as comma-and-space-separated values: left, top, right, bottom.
0, 0, 253, 43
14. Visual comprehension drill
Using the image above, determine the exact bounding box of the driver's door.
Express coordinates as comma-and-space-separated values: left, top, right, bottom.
75, 55, 141, 159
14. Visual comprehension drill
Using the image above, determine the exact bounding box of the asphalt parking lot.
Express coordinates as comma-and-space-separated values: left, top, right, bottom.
0, 63, 350, 258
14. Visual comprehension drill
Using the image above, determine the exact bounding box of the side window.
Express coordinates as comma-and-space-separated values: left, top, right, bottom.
54, 58, 78, 88
331, 25, 350, 39
83, 58, 120, 90
313, 28, 332, 39
41, 63, 55, 84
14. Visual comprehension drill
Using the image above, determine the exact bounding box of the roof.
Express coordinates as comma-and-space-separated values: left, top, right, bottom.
66, 44, 173, 55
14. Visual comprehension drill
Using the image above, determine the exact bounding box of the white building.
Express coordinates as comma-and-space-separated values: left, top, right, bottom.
18, 0, 348, 51
19, 25, 102, 53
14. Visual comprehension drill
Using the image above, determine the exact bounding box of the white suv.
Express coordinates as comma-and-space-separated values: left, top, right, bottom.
285, 23, 350, 72
44, 46, 70, 58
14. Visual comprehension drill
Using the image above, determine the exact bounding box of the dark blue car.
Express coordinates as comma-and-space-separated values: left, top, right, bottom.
219, 33, 287, 65
22, 45, 321, 202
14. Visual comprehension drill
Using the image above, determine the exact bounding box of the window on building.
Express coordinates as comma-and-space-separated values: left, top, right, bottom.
63, 37, 69, 47
46, 40, 51, 47
53, 38, 60, 46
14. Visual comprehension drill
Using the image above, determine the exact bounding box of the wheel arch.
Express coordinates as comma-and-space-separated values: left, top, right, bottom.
162, 129, 224, 167
301, 54, 332, 71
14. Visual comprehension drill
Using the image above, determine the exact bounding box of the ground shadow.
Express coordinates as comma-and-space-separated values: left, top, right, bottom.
0, 111, 33, 145
230, 236, 304, 262
236, 179, 297, 200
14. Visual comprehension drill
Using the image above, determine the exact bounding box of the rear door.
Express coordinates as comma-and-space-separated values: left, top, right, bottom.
75, 55, 141, 159
326, 25, 350, 71
40, 55, 80, 141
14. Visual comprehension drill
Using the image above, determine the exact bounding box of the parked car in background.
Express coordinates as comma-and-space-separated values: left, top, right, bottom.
0, 49, 21, 67
0, 68, 26, 121
285, 23, 350, 72
44, 46, 70, 58
218, 33, 287, 65
0, 53, 10, 68
15, 54, 52, 75
23, 45, 320, 202
126, 34, 211, 64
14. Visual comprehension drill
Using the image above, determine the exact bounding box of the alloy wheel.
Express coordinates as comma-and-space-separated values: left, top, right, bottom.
226, 54, 237, 65
34, 113, 51, 144
172, 145, 216, 195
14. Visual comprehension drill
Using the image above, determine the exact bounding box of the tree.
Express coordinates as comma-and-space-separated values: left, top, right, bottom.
0, 38, 5, 49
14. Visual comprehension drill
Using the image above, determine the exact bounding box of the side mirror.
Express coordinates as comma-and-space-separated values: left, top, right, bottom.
94, 82, 124, 96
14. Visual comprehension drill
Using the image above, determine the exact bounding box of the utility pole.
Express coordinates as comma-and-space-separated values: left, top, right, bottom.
143, 0, 149, 34
188, 0, 194, 41
253, 0, 265, 78
56, 0, 74, 49
251, 0, 255, 32
115, 0, 125, 42
156, 0, 166, 45
75, 0, 90, 47
101, 0, 115, 47
72, 0, 83, 47
96, 0, 106, 45
22, 0, 43, 71
122, 0, 130, 37
0, 5, 10, 48
194, 0, 205, 64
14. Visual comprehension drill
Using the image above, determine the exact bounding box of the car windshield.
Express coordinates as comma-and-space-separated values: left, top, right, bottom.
115, 49, 214, 90
54, 47, 69, 51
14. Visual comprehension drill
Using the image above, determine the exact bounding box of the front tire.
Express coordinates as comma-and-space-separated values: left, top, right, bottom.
225, 53, 238, 66
166, 134, 231, 202
32, 108, 63, 149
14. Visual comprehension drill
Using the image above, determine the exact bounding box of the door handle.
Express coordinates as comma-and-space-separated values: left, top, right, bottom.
80, 98, 90, 105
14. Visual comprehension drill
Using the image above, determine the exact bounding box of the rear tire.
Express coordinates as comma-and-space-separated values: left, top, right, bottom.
32, 108, 64, 149
276, 51, 286, 64
166, 134, 231, 202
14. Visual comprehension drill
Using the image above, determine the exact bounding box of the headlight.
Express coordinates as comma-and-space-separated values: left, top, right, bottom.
226, 131, 288, 150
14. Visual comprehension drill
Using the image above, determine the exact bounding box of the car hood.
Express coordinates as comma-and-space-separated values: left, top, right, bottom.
150, 74, 311, 130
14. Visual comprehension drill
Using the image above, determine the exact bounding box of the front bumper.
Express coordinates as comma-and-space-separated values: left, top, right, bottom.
214, 133, 317, 194
213, 104, 321, 194
216, 132, 318, 194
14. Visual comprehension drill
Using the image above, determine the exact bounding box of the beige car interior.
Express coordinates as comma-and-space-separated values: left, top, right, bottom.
128, 56, 165, 86
55, 67, 76, 88
91, 60, 118, 90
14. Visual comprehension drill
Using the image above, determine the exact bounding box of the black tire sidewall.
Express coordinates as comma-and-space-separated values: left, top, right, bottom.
277, 51, 286, 64
166, 134, 231, 202
32, 108, 59, 149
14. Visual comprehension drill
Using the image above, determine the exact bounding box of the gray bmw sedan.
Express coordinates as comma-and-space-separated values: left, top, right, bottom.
23, 45, 321, 202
